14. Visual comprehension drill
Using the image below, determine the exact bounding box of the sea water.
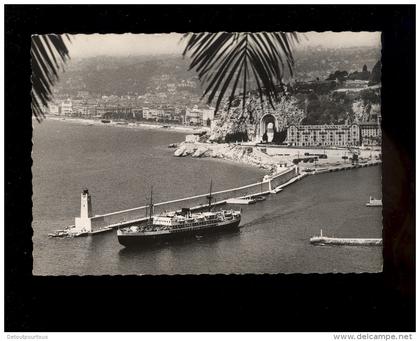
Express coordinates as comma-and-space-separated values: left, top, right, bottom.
32, 119, 382, 275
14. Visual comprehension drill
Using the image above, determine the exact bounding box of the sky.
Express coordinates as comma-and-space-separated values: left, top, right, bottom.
65, 32, 381, 58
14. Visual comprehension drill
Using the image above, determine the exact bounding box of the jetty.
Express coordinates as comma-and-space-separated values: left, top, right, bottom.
306, 160, 382, 175
310, 230, 382, 246
57, 166, 300, 237
51, 160, 381, 238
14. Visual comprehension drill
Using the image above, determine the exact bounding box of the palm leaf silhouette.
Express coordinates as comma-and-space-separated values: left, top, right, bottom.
182, 32, 300, 114
31, 34, 70, 122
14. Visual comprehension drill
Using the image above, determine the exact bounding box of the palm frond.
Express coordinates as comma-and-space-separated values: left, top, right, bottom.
31, 34, 70, 122
182, 32, 299, 114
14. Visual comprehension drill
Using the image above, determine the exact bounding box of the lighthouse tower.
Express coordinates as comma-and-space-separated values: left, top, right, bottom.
75, 188, 93, 232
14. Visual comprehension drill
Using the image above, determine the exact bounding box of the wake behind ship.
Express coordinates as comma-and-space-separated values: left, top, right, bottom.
117, 181, 241, 247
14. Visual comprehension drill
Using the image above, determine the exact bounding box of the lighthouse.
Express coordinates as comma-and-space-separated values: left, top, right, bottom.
75, 188, 93, 232
80, 188, 92, 218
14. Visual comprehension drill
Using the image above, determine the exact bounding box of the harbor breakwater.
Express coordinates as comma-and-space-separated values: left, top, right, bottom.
71, 166, 299, 234
68, 155, 381, 235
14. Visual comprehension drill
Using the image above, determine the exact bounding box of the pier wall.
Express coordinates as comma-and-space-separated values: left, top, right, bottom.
269, 167, 298, 190
85, 166, 299, 232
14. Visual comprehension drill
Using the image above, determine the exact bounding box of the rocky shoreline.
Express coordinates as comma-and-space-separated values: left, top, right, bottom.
173, 141, 284, 172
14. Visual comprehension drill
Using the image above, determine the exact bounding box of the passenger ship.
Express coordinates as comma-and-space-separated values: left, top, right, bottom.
117, 183, 241, 247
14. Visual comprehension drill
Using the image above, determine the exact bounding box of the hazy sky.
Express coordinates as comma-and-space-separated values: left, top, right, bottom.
66, 32, 381, 58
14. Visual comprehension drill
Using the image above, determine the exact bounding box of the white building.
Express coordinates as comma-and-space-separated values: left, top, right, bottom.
143, 107, 164, 120
186, 106, 203, 125
286, 124, 361, 147
48, 103, 60, 115
185, 106, 215, 126
60, 99, 73, 115
359, 122, 382, 146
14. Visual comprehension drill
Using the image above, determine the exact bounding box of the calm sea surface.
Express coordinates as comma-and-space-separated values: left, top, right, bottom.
32, 119, 383, 275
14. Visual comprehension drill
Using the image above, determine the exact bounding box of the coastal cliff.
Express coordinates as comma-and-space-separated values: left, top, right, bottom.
209, 95, 305, 143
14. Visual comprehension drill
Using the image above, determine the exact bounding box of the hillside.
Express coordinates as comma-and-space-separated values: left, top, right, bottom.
53, 46, 381, 98
54, 55, 201, 97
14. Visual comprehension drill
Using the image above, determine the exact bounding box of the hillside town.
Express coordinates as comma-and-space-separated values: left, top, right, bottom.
45, 56, 381, 149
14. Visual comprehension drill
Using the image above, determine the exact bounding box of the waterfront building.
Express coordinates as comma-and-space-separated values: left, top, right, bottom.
71, 99, 85, 114
132, 108, 143, 120
79, 104, 97, 117
96, 105, 133, 119
176, 108, 187, 124
60, 99, 73, 115
185, 105, 215, 126
143, 107, 163, 121
96, 106, 108, 117
359, 122, 381, 146
47, 103, 60, 115
202, 106, 215, 126
286, 124, 361, 147
186, 105, 204, 126
162, 107, 175, 121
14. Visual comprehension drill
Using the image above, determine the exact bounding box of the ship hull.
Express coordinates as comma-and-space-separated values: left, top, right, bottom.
118, 219, 241, 247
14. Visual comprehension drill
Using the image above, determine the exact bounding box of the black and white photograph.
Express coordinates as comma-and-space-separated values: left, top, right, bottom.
31, 31, 383, 275
5, 4, 415, 335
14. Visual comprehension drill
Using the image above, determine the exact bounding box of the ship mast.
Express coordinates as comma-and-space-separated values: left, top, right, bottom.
149, 186, 154, 223
207, 179, 213, 211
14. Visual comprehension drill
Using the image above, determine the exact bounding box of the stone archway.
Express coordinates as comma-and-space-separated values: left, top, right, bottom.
258, 114, 279, 143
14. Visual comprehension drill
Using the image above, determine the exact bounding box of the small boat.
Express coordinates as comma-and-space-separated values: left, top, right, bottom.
366, 196, 382, 207
48, 230, 69, 238
101, 119, 111, 123
313, 167, 329, 174
226, 196, 257, 205
253, 195, 266, 202
310, 229, 382, 246
270, 187, 283, 194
